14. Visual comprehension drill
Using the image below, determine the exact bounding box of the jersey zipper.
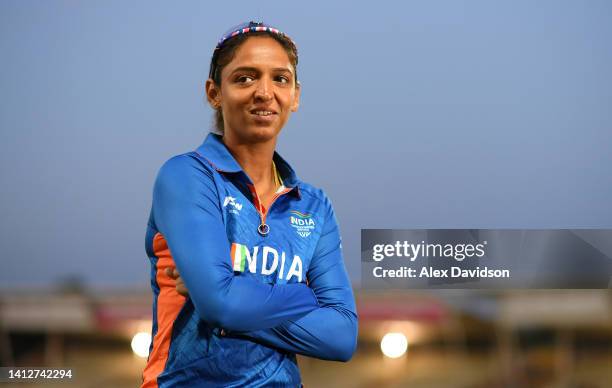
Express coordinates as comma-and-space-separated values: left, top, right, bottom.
247, 184, 293, 236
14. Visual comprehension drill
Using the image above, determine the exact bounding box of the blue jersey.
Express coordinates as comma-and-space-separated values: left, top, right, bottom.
141, 133, 358, 388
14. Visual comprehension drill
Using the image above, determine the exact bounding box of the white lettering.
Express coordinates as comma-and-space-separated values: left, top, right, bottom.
261, 246, 279, 275
410, 244, 421, 261
286, 255, 303, 282
372, 244, 385, 261
279, 251, 286, 279
223, 196, 233, 207
246, 246, 258, 273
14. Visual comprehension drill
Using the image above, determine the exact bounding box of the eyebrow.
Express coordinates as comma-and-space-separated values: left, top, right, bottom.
230, 66, 294, 75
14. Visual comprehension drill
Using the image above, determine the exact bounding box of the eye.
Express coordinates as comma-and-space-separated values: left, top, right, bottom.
236, 75, 255, 83
275, 75, 290, 84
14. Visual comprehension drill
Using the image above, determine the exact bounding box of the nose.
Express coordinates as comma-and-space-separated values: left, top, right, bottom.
254, 76, 273, 101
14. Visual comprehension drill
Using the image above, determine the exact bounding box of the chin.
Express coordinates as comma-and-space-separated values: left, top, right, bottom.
240, 124, 282, 143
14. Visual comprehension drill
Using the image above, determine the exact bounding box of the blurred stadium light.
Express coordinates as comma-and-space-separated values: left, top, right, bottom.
0, 290, 610, 387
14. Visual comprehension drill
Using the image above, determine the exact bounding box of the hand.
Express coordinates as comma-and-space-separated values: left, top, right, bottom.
165, 267, 189, 297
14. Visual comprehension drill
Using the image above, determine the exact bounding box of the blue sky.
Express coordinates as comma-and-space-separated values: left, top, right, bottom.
1, 0, 611, 289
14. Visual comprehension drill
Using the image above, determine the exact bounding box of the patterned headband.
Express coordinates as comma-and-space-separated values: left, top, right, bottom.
209, 21, 298, 80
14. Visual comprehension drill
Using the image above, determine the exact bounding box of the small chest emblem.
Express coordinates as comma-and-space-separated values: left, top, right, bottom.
223, 196, 243, 215
289, 210, 315, 238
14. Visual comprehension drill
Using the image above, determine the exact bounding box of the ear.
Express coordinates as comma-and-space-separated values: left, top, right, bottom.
205, 79, 222, 110
291, 81, 301, 112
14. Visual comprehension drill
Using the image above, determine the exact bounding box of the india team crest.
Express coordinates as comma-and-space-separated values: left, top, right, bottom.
289, 210, 315, 238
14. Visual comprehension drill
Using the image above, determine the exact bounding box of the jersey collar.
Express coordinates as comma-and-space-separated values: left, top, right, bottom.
196, 133, 302, 196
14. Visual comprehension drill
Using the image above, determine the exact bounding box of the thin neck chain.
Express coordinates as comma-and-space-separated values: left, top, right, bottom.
272, 160, 283, 191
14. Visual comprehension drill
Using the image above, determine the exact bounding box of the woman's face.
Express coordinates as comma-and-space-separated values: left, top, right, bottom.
208, 36, 300, 143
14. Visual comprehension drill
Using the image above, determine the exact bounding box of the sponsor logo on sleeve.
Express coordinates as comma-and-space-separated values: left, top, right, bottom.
223, 196, 243, 215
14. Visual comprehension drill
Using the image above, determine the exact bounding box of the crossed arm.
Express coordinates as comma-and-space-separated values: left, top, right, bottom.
153, 155, 318, 331
155, 155, 358, 361
229, 205, 358, 362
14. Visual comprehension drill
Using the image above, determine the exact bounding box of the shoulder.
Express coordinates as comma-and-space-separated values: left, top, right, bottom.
297, 182, 342, 243
297, 181, 335, 214
158, 151, 214, 175
155, 152, 218, 191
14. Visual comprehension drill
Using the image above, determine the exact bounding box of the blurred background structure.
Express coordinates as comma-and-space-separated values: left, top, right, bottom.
1, 289, 611, 387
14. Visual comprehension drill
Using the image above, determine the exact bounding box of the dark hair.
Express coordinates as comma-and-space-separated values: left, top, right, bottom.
209, 32, 299, 133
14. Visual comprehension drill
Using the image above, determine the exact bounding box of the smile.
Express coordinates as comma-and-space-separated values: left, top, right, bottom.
252, 110, 276, 116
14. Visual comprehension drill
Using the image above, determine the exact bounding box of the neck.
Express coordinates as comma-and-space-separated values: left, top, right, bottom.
222, 132, 277, 189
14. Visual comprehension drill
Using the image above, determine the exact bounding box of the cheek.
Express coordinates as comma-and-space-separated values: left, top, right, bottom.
221, 91, 248, 113
278, 91, 296, 112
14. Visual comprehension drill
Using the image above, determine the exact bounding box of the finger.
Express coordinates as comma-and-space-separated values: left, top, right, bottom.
165, 267, 178, 279
176, 280, 189, 297
177, 289, 188, 297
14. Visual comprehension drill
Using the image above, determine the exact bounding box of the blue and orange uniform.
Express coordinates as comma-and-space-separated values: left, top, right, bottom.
141, 133, 358, 387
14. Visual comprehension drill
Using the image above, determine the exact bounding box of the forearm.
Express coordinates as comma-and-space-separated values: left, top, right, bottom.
185, 273, 319, 331
232, 193, 359, 361
232, 305, 358, 362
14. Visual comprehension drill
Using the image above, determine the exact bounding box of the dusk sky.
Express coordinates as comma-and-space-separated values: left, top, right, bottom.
1, 1, 611, 290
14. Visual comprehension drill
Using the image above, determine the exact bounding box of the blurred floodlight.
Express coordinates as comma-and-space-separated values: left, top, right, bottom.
131, 332, 152, 358
380, 332, 408, 358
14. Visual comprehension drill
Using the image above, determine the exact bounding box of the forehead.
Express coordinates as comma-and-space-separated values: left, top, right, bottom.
225, 36, 293, 72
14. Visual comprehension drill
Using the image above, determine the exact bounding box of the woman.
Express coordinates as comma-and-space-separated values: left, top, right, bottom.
141, 21, 358, 388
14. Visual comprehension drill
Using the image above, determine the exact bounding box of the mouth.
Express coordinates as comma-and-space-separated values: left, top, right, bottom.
249, 108, 278, 123
250, 109, 277, 116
